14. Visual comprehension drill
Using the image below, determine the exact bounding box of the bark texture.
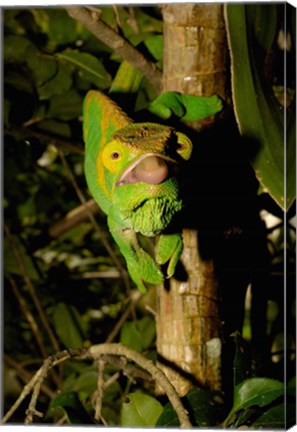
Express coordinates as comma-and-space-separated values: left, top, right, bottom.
156, 4, 230, 396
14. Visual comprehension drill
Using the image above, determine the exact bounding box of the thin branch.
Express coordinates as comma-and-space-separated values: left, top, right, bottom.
94, 358, 106, 422
25, 351, 86, 424
2, 362, 46, 424
65, 6, 162, 93
49, 199, 99, 238
105, 289, 142, 343
102, 355, 152, 383
2, 345, 191, 427
4, 225, 60, 354
71, 270, 121, 279
8, 125, 84, 155
9, 277, 48, 359
4, 354, 55, 399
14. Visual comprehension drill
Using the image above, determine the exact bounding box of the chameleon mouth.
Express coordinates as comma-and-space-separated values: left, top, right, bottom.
116, 153, 177, 186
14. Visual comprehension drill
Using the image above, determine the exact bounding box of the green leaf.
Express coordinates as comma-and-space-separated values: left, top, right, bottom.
48, 89, 83, 121
51, 391, 95, 424
52, 302, 86, 348
109, 61, 143, 95
137, 315, 156, 349
26, 46, 58, 87
252, 403, 285, 428
72, 369, 98, 400
4, 35, 34, 63
120, 316, 155, 352
251, 4, 277, 50
38, 62, 73, 100
121, 393, 163, 427
36, 119, 72, 139
232, 332, 252, 385
225, 4, 295, 210
233, 378, 284, 411
144, 34, 163, 61
225, 377, 284, 426
287, 376, 296, 398
46, 9, 79, 47
57, 49, 111, 89
156, 387, 224, 427
4, 236, 39, 280
120, 321, 143, 352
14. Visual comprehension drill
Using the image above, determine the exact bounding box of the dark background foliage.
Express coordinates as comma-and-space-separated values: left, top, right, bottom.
3, 5, 296, 427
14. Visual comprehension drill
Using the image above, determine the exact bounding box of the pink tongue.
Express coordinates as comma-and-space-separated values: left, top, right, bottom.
134, 156, 169, 184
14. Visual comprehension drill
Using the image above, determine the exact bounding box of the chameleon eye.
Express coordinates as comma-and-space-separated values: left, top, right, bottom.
102, 140, 125, 173
111, 152, 120, 160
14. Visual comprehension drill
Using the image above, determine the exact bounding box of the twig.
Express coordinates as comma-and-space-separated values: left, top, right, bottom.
71, 270, 121, 279
49, 199, 99, 238
24, 359, 51, 424
9, 277, 48, 359
2, 349, 86, 424
88, 343, 192, 428
2, 363, 45, 424
94, 358, 106, 422
8, 125, 84, 155
65, 6, 162, 93
127, 7, 141, 34
3, 344, 191, 426
102, 355, 152, 383
4, 225, 60, 354
4, 354, 55, 399
112, 5, 122, 29
105, 290, 142, 343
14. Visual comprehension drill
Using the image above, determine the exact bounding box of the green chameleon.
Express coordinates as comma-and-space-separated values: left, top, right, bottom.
83, 90, 222, 293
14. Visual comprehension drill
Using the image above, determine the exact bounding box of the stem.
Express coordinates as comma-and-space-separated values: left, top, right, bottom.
9, 277, 48, 359
4, 225, 60, 354
9, 125, 84, 155
3, 344, 191, 427
49, 199, 99, 238
4, 354, 55, 399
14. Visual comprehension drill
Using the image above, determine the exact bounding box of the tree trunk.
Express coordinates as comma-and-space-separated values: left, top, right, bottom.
156, 4, 230, 396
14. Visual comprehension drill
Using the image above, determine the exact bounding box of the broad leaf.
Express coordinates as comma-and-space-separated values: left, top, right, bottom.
252, 403, 285, 428
57, 49, 111, 89
121, 393, 163, 427
232, 332, 252, 385
225, 377, 284, 426
4, 35, 34, 63
38, 62, 73, 100
4, 236, 39, 280
120, 316, 155, 352
52, 302, 86, 349
144, 34, 164, 61
225, 4, 295, 210
48, 89, 83, 120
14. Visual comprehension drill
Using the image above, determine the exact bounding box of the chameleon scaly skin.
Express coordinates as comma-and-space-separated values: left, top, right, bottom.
83, 90, 192, 292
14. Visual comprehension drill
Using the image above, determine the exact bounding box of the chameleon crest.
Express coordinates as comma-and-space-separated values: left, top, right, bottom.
83, 90, 192, 292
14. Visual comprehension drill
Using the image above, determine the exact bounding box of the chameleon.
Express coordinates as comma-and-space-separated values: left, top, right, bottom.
83, 90, 193, 293
83, 85, 223, 292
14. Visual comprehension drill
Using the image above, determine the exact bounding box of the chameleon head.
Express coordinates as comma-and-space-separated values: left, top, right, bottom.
102, 122, 192, 185
101, 123, 192, 236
